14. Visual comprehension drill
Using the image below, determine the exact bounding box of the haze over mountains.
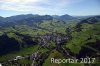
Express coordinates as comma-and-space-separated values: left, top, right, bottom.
0, 14, 77, 27
1, 14, 99, 27
0, 14, 75, 21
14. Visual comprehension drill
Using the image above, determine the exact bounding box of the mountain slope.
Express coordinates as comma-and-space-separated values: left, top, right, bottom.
66, 16, 100, 60
53, 14, 76, 21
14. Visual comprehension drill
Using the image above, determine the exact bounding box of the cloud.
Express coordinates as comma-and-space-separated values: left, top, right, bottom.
0, 0, 84, 14
0, 0, 49, 12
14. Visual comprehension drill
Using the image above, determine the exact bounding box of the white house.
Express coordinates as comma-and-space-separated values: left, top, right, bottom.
16, 56, 23, 60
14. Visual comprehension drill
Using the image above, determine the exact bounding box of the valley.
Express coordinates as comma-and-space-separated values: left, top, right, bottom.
0, 14, 100, 66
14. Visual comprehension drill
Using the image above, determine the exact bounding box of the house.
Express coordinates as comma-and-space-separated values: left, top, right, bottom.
16, 56, 23, 60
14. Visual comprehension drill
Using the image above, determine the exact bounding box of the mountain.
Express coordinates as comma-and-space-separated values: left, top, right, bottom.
76, 16, 100, 31
53, 14, 76, 21
0, 16, 4, 22
65, 16, 100, 63
5, 14, 34, 22
0, 14, 53, 27
59, 14, 76, 21
0, 16, 4, 20
0, 14, 77, 27
81, 15, 100, 24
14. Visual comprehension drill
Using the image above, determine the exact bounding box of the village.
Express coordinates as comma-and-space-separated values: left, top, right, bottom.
0, 28, 74, 66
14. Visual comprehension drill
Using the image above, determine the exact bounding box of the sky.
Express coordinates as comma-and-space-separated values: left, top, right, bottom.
0, 0, 100, 17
